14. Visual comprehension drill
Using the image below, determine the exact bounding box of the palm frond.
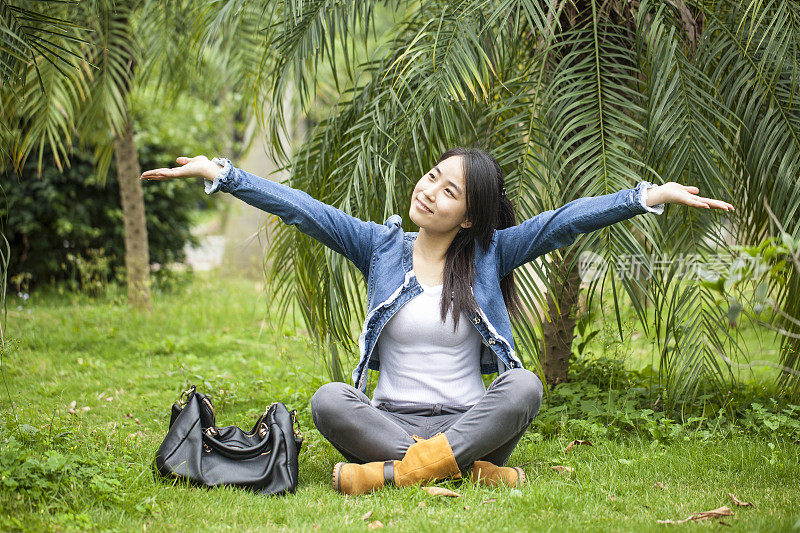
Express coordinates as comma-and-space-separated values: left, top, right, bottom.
513, 12, 654, 368
10, 47, 87, 175
701, 0, 800, 392
136, 0, 206, 97
0, 0, 92, 98
72, 0, 140, 175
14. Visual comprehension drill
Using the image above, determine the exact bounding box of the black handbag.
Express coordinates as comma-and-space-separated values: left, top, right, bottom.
153, 386, 303, 495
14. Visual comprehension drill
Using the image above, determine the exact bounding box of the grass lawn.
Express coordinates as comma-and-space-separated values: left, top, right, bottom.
1, 272, 798, 531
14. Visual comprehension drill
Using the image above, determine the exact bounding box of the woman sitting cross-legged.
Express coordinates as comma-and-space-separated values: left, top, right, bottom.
141, 147, 733, 495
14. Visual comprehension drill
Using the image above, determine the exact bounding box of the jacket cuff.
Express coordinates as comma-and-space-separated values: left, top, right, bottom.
634, 180, 665, 215
204, 157, 234, 194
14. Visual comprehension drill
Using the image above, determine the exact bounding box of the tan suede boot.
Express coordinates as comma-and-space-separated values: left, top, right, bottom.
332, 461, 387, 496
471, 460, 525, 487
332, 433, 462, 495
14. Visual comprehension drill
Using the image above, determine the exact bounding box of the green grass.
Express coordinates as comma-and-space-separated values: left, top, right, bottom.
1, 272, 799, 531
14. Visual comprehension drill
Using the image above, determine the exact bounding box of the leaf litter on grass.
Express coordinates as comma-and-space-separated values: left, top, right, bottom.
564, 440, 593, 453
728, 493, 754, 507
421, 487, 460, 498
657, 506, 733, 525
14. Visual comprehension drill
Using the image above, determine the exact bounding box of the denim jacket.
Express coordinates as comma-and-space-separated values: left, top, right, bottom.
205, 158, 664, 392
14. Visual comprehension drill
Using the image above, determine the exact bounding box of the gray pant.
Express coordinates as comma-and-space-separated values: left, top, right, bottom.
310, 368, 543, 473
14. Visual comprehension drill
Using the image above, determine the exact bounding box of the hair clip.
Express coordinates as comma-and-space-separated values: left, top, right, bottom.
500, 186, 506, 197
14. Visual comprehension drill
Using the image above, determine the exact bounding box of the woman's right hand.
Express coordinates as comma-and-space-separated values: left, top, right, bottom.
140, 155, 222, 182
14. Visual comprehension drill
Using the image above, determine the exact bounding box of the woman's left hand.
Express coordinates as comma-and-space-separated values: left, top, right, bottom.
647, 182, 734, 211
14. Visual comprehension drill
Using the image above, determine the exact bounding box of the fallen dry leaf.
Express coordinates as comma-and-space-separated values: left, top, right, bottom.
657, 506, 733, 525
564, 440, 593, 453
361, 511, 373, 521
692, 507, 734, 520
421, 487, 461, 497
551, 466, 574, 474
654, 482, 665, 490
312, 525, 320, 531
728, 493, 754, 507
367, 520, 383, 529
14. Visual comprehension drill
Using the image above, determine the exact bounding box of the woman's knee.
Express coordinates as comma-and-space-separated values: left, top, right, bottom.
506, 369, 544, 420
310, 381, 351, 423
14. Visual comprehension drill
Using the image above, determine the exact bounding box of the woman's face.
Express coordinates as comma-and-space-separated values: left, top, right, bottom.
409, 155, 472, 234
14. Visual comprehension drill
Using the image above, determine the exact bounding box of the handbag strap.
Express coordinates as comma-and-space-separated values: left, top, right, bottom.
178, 390, 301, 456
202, 429, 277, 460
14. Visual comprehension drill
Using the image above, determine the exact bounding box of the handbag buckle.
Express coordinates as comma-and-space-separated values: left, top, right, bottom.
258, 422, 268, 439
291, 410, 302, 439
178, 385, 196, 407
204, 426, 218, 438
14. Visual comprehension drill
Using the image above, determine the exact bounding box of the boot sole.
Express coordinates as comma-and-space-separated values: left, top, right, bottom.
514, 467, 526, 486
332, 462, 345, 492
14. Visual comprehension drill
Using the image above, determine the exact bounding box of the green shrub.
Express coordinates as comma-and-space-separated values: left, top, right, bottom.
535, 356, 800, 443
1, 143, 208, 293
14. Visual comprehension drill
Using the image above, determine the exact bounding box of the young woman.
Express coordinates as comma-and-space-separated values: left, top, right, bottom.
141, 148, 733, 495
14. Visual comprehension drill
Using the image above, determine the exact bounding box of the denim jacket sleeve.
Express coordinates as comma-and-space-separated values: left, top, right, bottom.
204, 158, 377, 276
495, 181, 664, 278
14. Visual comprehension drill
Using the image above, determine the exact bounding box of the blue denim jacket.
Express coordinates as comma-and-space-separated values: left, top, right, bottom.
205, 158, 664, 391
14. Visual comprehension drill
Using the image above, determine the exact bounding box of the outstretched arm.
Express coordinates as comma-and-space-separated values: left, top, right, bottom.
140, 156, 380, 277
495, 181, 734, 278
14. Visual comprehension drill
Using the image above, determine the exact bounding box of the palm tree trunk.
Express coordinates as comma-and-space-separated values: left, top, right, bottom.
540, 246, 581, 385
113, 110, 151, 311
537, 0, 595, 385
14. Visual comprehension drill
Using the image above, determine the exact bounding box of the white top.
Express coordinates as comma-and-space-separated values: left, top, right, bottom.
370, 273, 487, 407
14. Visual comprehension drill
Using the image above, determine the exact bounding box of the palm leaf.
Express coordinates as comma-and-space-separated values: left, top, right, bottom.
702, 0, 800, 393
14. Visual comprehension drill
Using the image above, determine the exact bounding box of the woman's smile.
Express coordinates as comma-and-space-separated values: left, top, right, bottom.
416, 198, 434, 214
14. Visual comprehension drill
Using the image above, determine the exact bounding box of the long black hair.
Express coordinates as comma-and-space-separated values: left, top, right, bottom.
435, 147, 522, 330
